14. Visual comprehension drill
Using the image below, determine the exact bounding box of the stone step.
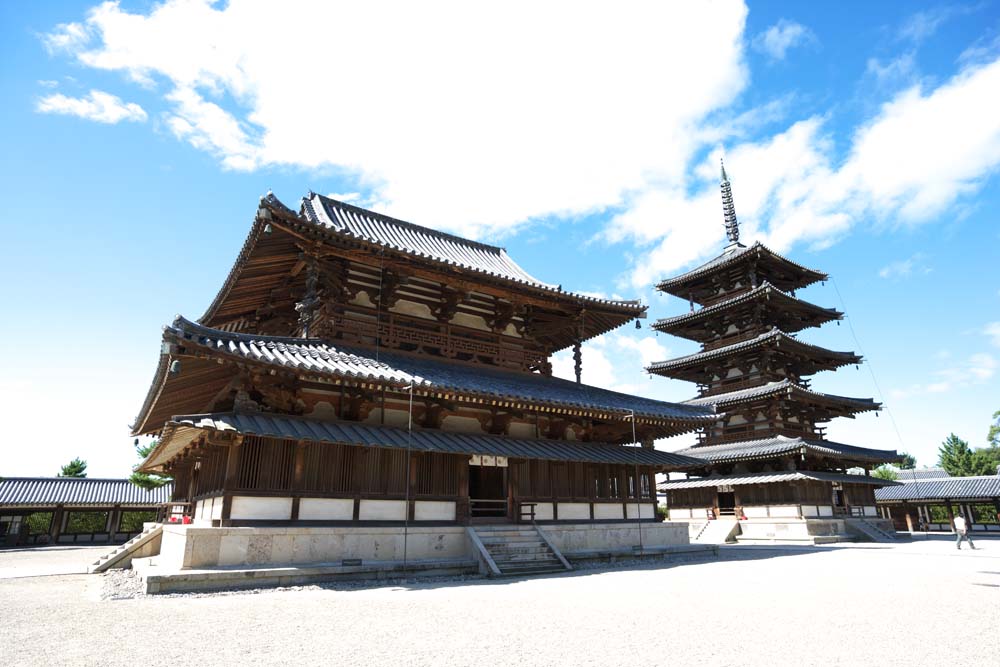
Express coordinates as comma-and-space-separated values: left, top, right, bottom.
498, 564, 566, 576
485, 545, 550, 555
479, 536, 543, 545
492, 553, 557, 564
475, 530, 538, 538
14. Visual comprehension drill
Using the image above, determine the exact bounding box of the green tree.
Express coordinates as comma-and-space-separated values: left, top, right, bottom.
988, 410, 1000, 448
128, 440, 171, 490
897, 452, 916, 470
872, 466, 899, 481
938, 433, 1000, 476
58, 458, 87, 478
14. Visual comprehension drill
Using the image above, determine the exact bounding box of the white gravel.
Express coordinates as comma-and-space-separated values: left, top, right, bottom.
2, 535, 998, 666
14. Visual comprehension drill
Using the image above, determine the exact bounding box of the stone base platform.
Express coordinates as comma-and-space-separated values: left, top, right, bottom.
127, 521, 695, 593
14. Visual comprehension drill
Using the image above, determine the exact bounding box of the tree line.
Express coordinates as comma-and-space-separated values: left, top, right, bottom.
874, 409, 1000, 480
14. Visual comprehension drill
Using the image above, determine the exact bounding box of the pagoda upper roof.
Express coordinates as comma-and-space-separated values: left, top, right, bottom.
682, 379, 880, 415
646, 327, 861, 379
133, 316, 716, 436
652, 283, 842, 341
200, 193, 644, 337
656, 241, 827, 302
673, 435, 899, 466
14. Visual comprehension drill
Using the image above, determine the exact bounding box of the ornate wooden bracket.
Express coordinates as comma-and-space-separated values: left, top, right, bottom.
433, 286, 468, 322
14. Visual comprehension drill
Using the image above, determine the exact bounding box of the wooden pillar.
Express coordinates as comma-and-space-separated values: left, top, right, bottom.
50, 505, 64, 544
945, 501, 955, 530
457, 457, 470, 525
507, 460, 517, 522
220, 436, 244, 525
290, 441, 306, 521
903, 503, 913, 532
408, 452, 419, 521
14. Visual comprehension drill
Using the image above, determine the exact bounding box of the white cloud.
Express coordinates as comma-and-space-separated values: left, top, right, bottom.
616, 55, 1000, 287
43, 0, 749, 239
751, 19, 815, 61
985, 322, 1000, 347
35, 89, 147, 124
878, 253, 930, 279
37, 79, 59, 88
890, 352, 997, 399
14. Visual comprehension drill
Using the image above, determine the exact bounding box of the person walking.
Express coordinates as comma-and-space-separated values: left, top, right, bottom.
953, 514, 975, 550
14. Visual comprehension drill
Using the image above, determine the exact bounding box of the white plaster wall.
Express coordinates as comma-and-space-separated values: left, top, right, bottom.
863, 506, 877, 517
507, 422, 535, 439
306, 400, 339, 420
231, 496, 293, 521
359, 499, 407, 521
558, 503, 591, 520
414, 501, 456, 521
451, 312, 488, 331
769, 505, 799, 518
743, 506, 769, 518
817, 506, 834, 517
211, 497, 223, 521
530, 502, 554, 520
594, 503, 624, 520
625, 503, 655, 519
801, 505, 819, 517
669, 508, 692, 519
299, 498, 354, 521
364, 408, 410, 428
441, 415, 485, 434
390, 299, 434, 320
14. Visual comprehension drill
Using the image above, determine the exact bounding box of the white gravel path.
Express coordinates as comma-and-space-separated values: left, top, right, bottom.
2, 535, 997, 667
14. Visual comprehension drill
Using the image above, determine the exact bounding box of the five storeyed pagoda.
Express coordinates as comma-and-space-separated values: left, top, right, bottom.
129, 191, 717, 579
653, 164, 900, 543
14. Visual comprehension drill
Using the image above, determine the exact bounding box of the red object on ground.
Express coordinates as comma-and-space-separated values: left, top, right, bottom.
181, 516, 192, 524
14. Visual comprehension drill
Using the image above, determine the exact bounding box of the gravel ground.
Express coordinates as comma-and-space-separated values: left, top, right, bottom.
1, 535, 997, 667
0, 545, 108, 579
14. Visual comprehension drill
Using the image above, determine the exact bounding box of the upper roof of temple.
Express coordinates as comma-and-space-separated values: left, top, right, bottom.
300, 193, 557, 290
200, 192, 644, 336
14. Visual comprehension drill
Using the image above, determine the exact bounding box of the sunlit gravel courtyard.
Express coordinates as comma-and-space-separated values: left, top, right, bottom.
2, 535, 997, 667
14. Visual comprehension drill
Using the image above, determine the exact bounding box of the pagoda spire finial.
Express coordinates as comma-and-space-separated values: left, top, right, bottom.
720, 158, 740, 246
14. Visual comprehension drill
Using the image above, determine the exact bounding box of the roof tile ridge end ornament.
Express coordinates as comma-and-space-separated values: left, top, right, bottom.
170, 314, 325, 344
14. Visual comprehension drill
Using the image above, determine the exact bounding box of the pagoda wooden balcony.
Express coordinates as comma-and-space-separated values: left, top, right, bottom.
327, 310, 547, 371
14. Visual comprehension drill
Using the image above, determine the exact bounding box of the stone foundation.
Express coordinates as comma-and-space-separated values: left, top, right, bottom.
154, 521, 692, 570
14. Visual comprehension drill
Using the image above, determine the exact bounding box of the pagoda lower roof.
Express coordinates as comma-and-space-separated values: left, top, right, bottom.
646, 327, 861, 377
134, 316, 716, 434
875, 475, 1000, 502
139, 412, 708, 473
656, 241, 827, 302
652, 283, 842, 340
682, 379, 880, 414
674, 435, 899, 465
658, 469, 900, 491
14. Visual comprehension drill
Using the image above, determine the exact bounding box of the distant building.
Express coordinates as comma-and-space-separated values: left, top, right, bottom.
876, 470, 1000, 532
653, 163, 900, 544
0, 477, 170, 546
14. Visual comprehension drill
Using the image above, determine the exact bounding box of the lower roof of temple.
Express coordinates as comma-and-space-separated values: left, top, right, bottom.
139, 412, 709, 472
658, 469, 900, 490
674, 435, 899, 465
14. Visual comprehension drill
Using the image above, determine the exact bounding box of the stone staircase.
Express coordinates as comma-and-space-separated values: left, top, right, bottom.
88, 524, 163, 573
845, 518, 898, 543
693, 519, 740, 544
470, 525, 572, 577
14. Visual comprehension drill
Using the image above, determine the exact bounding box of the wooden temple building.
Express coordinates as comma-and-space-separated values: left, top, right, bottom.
124, 191, 718, 582
653, 164, 901, 543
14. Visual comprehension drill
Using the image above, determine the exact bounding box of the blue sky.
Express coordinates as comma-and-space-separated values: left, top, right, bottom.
2, 1, 999, 477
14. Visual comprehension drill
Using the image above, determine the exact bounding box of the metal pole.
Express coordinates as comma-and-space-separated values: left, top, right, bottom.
403, 383, 414, 570
627, 409, 644, 553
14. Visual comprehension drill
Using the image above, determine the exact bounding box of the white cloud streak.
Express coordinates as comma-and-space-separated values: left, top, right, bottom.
35, 89, 147, 124
751, 19, 815, 61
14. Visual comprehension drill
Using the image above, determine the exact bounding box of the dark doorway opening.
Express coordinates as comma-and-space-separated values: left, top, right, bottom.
717, 492, 736, 516
469, 466, 508, 521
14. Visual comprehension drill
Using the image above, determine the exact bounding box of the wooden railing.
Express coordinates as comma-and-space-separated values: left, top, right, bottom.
156, 502, 194, 524
328, 310, 547, 371
470, 499, 508, 519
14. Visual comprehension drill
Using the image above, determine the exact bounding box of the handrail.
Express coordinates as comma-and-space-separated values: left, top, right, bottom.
465, 527, 502, 576
532, 523, 572, 571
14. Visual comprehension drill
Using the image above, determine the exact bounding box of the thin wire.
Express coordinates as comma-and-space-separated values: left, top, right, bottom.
403, 383, 413, 569
829, 277, 923, 513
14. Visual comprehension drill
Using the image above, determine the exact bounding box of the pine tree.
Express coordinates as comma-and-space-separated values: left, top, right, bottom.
872, 466, 898, 481
59, 458, 88, 478
128, 440, 171, 490
898, 452, 916, 470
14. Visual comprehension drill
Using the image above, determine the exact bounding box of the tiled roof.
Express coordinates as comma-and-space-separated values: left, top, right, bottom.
141, 412, 708, 472
302, 193, 558, 290
163, 316, 717, 424
652, 282, 842, 332
682, 379, 879, 413
659, 469, 899, 490
675, 435, 898, 464
875, 475, 1000, 501
646, 328, 860, 373
896, 467, 951, 481
656, 241, 827, 292
0, 478, 172, 507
